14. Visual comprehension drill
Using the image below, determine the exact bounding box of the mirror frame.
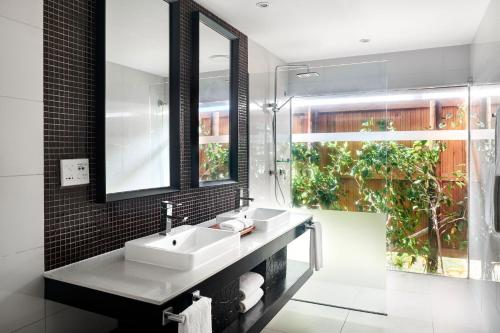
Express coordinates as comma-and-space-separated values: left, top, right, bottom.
96, 0, 181, 202
191, 12, 240, 187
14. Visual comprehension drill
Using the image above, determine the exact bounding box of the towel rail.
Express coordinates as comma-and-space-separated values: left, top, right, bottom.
162, 290, 202, 325
307, 222, 314, 271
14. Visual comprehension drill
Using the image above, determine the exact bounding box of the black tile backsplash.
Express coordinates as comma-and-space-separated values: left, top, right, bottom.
44, 0, 249, 270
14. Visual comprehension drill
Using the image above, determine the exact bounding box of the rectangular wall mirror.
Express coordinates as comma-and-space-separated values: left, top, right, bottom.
97, 0, 180, 202
191, 12, 239, 187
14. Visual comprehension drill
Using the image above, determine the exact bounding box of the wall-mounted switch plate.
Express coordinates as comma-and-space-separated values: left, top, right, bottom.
60, 159, 90, 187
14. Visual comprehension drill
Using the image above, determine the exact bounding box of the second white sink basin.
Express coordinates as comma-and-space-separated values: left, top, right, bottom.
124, 226, 240, 271
217, 208, 290, 232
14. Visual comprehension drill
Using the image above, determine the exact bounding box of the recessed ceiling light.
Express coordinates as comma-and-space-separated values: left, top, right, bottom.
256, 2, 271, 8
209, 54, 229, 62
359, 38, 371, 43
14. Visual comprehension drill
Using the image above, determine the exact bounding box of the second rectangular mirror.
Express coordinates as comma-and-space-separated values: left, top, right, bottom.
97, 0, 180, 202
191, 13, 239, 187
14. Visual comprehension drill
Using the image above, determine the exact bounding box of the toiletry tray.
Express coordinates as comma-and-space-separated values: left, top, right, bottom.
210, 224, 256, 237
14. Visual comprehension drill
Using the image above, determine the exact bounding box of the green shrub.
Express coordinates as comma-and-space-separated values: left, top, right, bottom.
200, 143, 229, 181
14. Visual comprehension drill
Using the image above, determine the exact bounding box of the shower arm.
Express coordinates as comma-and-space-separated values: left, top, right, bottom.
274, 96, 294, 112
273, 64, 310, 109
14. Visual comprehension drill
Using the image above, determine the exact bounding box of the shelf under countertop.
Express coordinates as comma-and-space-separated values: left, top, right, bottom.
222, 260, 313, 333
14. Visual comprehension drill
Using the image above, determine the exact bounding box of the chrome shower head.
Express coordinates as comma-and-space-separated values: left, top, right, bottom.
296, 71, 320, 78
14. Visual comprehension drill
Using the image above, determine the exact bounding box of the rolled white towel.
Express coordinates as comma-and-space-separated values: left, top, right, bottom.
220, 219, 245, 232
239, 272, 264, 300
239, 288, 264, 313
236, 217, 254, 229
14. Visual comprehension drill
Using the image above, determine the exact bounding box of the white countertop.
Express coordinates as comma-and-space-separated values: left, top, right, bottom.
44, 211, 312, 305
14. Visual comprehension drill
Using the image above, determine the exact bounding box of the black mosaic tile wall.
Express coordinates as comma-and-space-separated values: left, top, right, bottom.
44, 0, 249, 270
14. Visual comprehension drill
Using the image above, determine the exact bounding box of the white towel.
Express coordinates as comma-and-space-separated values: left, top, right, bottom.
220, 219, 245, 232
496, 115, 500, 176
239, 288, 264, 313
178, 296, 212, 333
239, 272, 264, 300
309, 222, 323, 271
236, 217, 254, 229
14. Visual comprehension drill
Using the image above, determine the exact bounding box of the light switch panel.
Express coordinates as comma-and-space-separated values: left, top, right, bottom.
60, 159, 90, 187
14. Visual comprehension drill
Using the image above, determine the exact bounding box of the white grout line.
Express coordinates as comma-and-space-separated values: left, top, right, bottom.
0, 14, 42, 30
0, 94, 43, 104
10, 318, 45, 333
14, 246, 44, 255
0, 173, 43, 178
0, 246, 44, 262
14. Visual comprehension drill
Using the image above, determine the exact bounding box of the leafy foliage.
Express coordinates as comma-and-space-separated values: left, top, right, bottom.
292, 119, 468, 273
292, 142, 352, 210
200, 143, 229, 181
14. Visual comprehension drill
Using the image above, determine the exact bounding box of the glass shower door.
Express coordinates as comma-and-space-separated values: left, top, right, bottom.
287, 61, 389, 314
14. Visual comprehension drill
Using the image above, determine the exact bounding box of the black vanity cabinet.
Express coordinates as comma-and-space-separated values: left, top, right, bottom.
45, 218, 313, 333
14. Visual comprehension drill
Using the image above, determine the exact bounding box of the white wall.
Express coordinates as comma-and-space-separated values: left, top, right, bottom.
469, 1, 500, 332
471, 0, 500, 84
0, 2, 44, 331
0, 2, 115, 332
248, 39, 291, 207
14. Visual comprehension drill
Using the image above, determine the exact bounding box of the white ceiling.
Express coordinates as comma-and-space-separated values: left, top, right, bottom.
195, 0, 490, 63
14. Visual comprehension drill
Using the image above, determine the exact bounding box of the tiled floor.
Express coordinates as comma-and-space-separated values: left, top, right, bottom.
263, 270, 486, 333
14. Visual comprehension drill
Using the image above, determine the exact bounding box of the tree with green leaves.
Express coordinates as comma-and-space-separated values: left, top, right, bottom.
200, 143, 229, 181
292, 118, 467, 274
292, 142, 353, 210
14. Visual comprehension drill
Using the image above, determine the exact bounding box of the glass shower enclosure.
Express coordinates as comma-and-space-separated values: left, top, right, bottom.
274, 61, 390, 314
252, 59, 476, 313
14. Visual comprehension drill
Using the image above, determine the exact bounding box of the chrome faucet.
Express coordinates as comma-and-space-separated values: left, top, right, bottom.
236, 189, 254, 212
160, 201, 188, 236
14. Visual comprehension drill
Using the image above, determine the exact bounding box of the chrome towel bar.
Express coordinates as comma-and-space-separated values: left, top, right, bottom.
305, 220, 316, 229
162, 290, 202, 325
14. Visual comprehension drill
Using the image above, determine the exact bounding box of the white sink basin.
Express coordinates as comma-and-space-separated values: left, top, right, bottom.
124, 226, 240, 271
217, 208, 290, 232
